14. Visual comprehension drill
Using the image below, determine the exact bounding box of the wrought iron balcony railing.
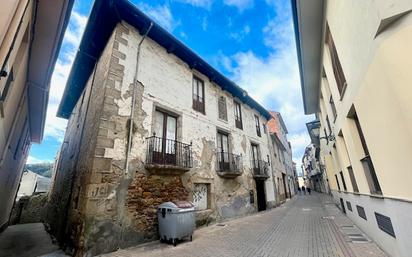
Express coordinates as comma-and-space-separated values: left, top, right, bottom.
252, 160, 270, 179
216, 152, 242, 177
145, 136, 192, 170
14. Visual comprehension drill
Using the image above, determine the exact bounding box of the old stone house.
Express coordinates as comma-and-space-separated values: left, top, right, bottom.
267, 111, 295, 203
47, 0, 277, 255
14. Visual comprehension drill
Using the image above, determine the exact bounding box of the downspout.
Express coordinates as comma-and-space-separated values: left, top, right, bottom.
125, 22, 153, 175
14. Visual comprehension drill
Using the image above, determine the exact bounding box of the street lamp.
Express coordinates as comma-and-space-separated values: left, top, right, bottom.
306, 120, 335, 146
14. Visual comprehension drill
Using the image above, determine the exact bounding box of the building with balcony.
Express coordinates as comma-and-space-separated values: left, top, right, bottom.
0, 0, 73, 232
46, 0, 277, 255
293, 0, 412, 256
301, 143, 329, 193
267, 111, 295, 203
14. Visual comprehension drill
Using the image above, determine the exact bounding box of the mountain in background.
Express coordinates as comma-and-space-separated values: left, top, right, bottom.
25, 163, 54, 178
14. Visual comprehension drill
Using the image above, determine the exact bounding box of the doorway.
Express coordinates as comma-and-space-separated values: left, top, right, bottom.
340, 198, 346, 214
217, 131, 230, 171
282, 173, 288, 198
255, 180, 266, 211
153, 110, 177, 165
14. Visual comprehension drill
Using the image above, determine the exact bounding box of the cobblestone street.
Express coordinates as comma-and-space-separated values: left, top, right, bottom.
103, 193, 388, 257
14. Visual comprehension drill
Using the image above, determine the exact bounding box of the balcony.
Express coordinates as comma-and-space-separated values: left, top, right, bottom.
216, 152, 243, 178
252, 160, 270, 180
145, 136, 192, 174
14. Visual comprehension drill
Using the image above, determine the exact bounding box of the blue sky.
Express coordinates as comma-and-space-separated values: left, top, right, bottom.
28, 0, 313, 174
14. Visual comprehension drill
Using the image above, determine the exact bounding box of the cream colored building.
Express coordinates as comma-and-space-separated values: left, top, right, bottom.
293, 0, 412, 256
0, 0, 73, 231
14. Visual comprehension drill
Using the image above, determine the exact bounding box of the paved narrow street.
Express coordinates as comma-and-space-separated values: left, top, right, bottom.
104, 193, 388, 257
0, 223, 60, 257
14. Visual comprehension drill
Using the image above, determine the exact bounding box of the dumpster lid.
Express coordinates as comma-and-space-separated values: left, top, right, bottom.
158, 201, 194, 209
173, 201, 194, 208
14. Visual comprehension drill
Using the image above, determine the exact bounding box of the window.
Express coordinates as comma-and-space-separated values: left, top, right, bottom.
218, 96, 227, 121
347, 166, 359, 193
329, 96, 337, 121
340, 171, 347, 191
325, 23, 347, 98
263, 123, 267, 134
193, 183, 210, 210
0, 68, 14, 117
346, 201, 352, 212
335, 174, 341, 191
217, 131, 230, 169
234, 101, 242, 129
192, 76, 205, 113
152, 110, 177, 164
14, 121, 27, 160
375, 212, 396, 238
349, 108, 382, 194
254, 115, 261, 137
356, 205, 367, 220
326, 115, 332, 135
251, 144, 260, 169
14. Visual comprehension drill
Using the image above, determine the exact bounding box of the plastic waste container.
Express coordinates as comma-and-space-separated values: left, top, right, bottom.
158, 201, 195, 246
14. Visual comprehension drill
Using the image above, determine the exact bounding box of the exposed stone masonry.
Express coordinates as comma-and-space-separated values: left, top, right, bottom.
48, 20, 277, 257
126, 173, 189, 239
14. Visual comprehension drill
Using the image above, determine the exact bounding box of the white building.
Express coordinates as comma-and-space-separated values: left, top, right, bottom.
16, 170, 51, 201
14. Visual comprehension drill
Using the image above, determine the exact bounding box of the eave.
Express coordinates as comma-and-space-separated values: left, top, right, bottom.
57, 0, 271, 120
291, 0, 325, 115
27, 0, 74, 142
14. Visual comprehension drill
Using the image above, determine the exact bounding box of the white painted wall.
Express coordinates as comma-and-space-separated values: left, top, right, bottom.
316, 1, 412, 256
333, 192, 412, 257
16, 170, 37, 200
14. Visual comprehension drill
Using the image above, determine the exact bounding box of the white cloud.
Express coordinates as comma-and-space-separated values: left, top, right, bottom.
43, 11, 87, 142
220, 1, 313, 171
223, 0, 254, 11
27, 155, 53, 164
202, 16, 208, 31
176, 0, 213, 9
229, 24, 251, 41
64, 11, 87, 47
289, 132, 311, 154
180, 31, 188, 39
139, 4, 178, 32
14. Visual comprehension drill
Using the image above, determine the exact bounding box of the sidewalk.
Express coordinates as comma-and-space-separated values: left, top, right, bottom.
103, 193, 388, 257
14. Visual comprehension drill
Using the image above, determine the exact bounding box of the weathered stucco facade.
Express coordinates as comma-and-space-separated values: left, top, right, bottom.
48, 15, 278, 255
267, 112, 295, 203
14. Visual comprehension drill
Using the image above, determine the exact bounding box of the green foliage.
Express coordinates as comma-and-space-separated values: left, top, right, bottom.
25, 163, 54, 178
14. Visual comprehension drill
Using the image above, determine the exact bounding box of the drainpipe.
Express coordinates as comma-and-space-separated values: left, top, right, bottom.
125, 22, 153, 175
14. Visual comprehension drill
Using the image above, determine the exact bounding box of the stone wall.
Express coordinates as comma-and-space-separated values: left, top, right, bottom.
10, 193, 47, 224
51, 20, 281, 256
46, 23, 118, 255
126, 174, 188, 239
